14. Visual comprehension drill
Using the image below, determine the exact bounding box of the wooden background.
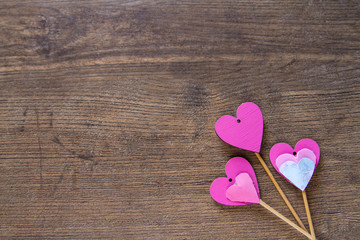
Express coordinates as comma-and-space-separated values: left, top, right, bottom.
0, 0, 359, 239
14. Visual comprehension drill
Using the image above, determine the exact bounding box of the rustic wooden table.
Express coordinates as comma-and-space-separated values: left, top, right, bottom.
1, 1, 359, 239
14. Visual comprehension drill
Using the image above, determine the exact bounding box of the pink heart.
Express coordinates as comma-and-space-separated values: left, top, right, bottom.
215, 102, 263, 153
210, 157, 260, 206
269, 139, 320, 190
226, 173, 260, 204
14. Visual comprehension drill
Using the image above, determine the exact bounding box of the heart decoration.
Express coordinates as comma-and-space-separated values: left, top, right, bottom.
270, 139, 320, 191
210, 157, 260, 205
211, 103, 320, 239
215, 102, 263, 153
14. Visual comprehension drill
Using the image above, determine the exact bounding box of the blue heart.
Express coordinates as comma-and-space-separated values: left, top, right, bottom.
279, 158, 315, 191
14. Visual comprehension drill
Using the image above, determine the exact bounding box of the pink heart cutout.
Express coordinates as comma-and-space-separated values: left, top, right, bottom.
210, 157, 260, 206
225, 173, 260, 204
215, 102, 263, 153
269, 139, 320, 190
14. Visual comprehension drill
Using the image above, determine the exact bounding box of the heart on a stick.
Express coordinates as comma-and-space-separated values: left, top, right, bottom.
210, 157, 260, 205
215, 102, 263, 153
270, 139, 320, 191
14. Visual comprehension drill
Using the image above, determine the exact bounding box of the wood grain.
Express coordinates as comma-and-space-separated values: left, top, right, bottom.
0, 0, 359, 239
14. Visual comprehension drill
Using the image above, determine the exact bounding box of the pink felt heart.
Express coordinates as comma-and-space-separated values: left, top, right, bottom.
269, 139, 320, 190
210, 157, 260, 206
215, 102, 263, 153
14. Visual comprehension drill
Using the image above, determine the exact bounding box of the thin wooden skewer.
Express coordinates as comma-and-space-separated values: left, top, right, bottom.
302, 191, 316, 240
260, 200, 312, 239
254, 152, 307, 231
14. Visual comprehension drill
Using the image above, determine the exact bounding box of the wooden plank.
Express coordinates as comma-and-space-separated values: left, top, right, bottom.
0, 1, 359, 239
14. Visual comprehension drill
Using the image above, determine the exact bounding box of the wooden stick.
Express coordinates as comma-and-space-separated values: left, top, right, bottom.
302, 191, 316, 240
254, 152, 307, 230
259, 200, 312, 239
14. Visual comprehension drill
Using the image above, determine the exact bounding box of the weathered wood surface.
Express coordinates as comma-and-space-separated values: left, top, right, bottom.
0, 1, 359, 239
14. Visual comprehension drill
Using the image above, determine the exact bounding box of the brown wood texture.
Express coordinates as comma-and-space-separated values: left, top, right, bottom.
0, 1, 359, 239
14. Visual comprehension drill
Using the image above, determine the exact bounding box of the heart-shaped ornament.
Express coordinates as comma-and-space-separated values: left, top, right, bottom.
270, 139, 320, 191
210, 157, 260, 205
215, 102, 263, 153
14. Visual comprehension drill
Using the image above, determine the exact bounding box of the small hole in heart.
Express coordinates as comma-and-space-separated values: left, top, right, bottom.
237, 119, 241, 123
293, 152, 296, 156
229, 178, 232, 182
